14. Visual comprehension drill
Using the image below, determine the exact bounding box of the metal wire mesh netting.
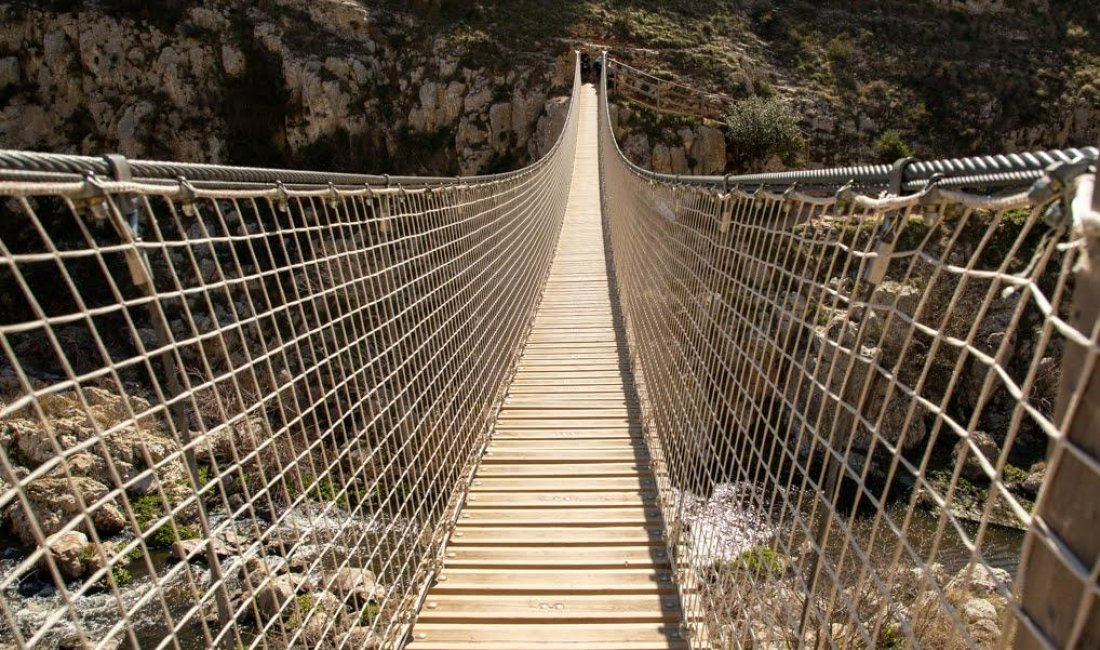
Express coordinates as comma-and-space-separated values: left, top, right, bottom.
598, 73, 1100, 648
0, 63, 580, 648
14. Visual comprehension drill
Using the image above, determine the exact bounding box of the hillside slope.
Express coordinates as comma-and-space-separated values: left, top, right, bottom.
0, 0, 1094, 174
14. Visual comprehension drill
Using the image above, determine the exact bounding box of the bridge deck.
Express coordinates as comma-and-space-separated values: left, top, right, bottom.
407, 85, 684, 649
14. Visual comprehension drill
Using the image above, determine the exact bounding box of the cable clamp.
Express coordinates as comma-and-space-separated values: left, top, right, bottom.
103, 154, 139, 218
274, 181, 289, 213
917, 173, 946, 222
176, 176, 199, 217
326, 182, 341, 209
834, 181, 856, 212
888, 155, 918, 197
75, 172, 110, 222
1030, 157, 1095, 229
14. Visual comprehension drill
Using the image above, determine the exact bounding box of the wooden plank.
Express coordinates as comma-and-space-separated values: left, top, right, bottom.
469, 476, 655, 491
495, 409, 637, 421
408, 623, 684, 645
488, 437, 644, 449
474, 462, 649, 477
492, 419, 635, 430
442, 546, 668, 568
491, 429, 642, 439
416, 594, 680, 623
480, 449, 647, 463
457, 507, 661, 526
464, 491, 655, 507
447, 526, 665, 546
409, 84, 681, 649
430, 569, 676, 595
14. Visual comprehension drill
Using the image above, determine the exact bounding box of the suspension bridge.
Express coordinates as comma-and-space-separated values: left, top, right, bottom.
0, 54, 1096, 650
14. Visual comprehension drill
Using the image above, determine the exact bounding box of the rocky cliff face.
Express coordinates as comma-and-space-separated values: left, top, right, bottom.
611, 102, 729, 175
0, 0, 573, 175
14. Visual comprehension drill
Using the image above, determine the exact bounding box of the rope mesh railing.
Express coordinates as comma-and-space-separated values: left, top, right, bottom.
0, 59, 580, 650
598, 63, 1099, 649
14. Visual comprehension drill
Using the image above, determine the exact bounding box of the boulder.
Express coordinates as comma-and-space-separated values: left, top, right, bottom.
327, 567, 383, 607
82, 540, 119, 576
343, 627, 382, 649
0, 57, 19, 90
651, 143, 671, 173
691, 125, 726, 174
532, 96, 569, 159
488, 102, 513, 152
953, 431, 1000, 482
1021, 461, 1046, 497
6, 477, 126, 545
170, 538, 203, 563
947, 564, 1011, 598
622, 133, 650, 167
221, 44, 245, 77
962, 597, 998, 624
39, 530, 89, 581
4, 387, 182, 493
669, 146, 689, 174
255, 575, 296, 618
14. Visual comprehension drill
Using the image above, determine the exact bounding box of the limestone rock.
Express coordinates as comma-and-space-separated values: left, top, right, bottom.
488, 102, 512, 152
669, 146, 689, 174
464, 87, 492, 114
1021, 461, 1046, 497
255, 574, 296, 618
947, 564, 1011, 597
170, 538, 203, 563
691, 125, 726, 174
221, 44, 245, 77
962, 597, 998, 624
343, 627, 382, 649
622, 133, 650, 167
39, 530, 89, 581
953, 431, 1000, 482
651, 143, 671, 173
511, 90, 546, 146
532, 96, 569, 159
327, 567, 383, 607
6, 477, 126, 545
0, 57, 19, 90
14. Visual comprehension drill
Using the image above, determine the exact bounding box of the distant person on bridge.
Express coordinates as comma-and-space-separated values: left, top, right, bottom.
592, 54, 602, 86
580, 52, 592, 82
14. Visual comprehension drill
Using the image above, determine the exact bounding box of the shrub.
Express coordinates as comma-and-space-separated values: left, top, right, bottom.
360, 602, 381, 625
111, 566, 133, 587
825, 36, 854, 65
131, 493, 199, 548
724, 96, 804, 170
875, 130, 914, 163
733, 546, 787, 580
754, 80, 776, 99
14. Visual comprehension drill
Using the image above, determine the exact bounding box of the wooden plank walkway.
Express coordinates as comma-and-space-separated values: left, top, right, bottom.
407, 85, 684, 649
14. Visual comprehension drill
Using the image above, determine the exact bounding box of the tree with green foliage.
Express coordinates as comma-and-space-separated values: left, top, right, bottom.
724, 96, 804, 172
875, 130, 914, 163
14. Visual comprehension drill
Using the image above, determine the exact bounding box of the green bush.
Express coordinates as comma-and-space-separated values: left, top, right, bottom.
360, 602, 381, 625
875, 130, 913, 163
825, 36, 854, 65
733, 546, 787, 580
131, 493, 199, 548
111, 565, 133, 587
754, 80, 776, 99
724, 96, 804, 171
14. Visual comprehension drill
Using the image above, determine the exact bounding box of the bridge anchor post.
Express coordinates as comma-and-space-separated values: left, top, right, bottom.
1014, 166, 1100, 649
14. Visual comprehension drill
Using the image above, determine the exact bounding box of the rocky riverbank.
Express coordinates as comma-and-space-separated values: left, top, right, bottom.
0, 366, 428, 647
679, 482, 1021, 649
